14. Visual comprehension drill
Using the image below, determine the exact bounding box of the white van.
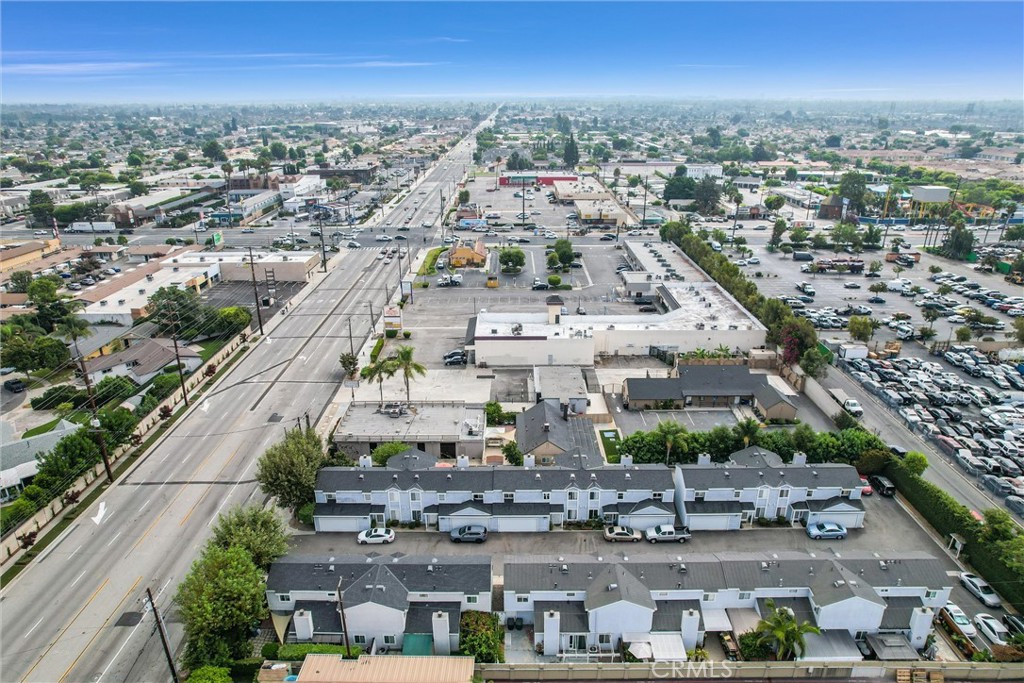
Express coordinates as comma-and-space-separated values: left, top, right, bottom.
710, 241, 722, 252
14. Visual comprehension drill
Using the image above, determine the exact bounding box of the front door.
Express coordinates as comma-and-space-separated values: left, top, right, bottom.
568, 634, 586, 652
370, 513, 385, 527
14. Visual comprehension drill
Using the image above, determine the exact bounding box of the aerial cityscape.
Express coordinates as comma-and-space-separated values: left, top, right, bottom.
1, 2, 1023, 683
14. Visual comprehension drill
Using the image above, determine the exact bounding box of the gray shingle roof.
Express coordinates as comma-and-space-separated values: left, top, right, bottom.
585, 563, 656, 611
291, 600, 342, 632
754, 384, 794, 410
0, 419, 80, 473
805, 496, 864, 512
535, 601, 588, 632
880, 596, 924, 630
405, 603, 460, 635
313, 502, 384, 517
684, 500, 745, 514
83, 338, 199, 376
680, 463, 861, 491
266, 554, 491, 596
344, 565, 410, 611
604, 499, 673, 515
625, 366, 767, 401
653, 600, 701, 631
516, 400, 572, 454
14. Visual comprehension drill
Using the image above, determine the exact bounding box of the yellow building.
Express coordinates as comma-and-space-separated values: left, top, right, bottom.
448, 239, 487, 268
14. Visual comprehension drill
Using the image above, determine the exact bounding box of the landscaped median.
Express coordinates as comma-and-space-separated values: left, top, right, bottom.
417, 247, 445, 276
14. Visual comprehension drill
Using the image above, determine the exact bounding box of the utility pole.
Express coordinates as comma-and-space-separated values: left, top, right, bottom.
304, 412, 311, 430
318, 209, 328, 273
147, 587, 180, 683
78, 356, 114, 483
347, 317, 354, 356
171, 334, 190, 407
337, 578, 352, 657
247, 246, 265, 335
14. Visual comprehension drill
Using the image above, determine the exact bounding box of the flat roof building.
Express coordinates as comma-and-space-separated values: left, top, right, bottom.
78, 262, 214, 326
167, 249, 319, 282
333, 401, 486, 460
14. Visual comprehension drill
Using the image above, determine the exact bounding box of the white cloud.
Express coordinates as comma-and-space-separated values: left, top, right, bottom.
2, 62, 164, 75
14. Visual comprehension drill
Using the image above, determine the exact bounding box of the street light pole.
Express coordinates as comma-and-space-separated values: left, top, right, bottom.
247, 246, 265, 335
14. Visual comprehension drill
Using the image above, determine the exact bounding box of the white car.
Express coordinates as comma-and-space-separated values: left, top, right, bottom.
942, 602, 977, 638
747, 256, 760, 264
735, 259, 747, 266
33, 230, 48, 236
960, 572, 1001, 607
974, 613, 1010, 646
357, 528, 395, 545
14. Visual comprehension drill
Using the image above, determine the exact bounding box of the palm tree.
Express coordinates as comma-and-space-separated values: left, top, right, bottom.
361, 357, 396, 407
733, 418, 761, 448
54, 314, 93, 360
653, 420, 687, 466
754, 599, 821, 661
392, 345, 426, 404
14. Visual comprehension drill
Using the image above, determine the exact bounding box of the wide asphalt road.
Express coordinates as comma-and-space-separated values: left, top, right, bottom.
1, 125, 485, 683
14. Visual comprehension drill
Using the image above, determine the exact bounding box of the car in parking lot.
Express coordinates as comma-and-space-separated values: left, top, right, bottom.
1004, 613, 1024, 637
867, 295, 886, 305
806, 521, 847, 540
357, 528, 395, 545
1006, 495, 1024, 518
960, 572, 1001, 607
3, 378, 26, 393
603, 525, 641, 542
449, 525, 487, 543
843, 281, 861, 289
531, 282, 549, 290
443, 355, 467, 366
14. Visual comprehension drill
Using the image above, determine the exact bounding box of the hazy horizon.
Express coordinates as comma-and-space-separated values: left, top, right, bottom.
2, 1, 1022, 104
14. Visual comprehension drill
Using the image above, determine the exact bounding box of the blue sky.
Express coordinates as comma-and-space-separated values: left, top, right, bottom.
2, 2, 1021, 103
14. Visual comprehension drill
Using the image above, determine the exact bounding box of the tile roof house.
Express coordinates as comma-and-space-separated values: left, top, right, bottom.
505, 551, 949, 659
265, 554, 491, 655
82, 338, 201, 386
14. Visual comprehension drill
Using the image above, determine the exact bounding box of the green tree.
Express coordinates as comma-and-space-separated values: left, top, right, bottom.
502, 441, 523, 466
26, 277, 59, 305
824, 134, 842, 148
769, 219, 787, 249
269, 141, 288, 160
837, 171, 867, 214
546, 252, 561, 270
338, 352, 359, 378
32, 336, 70, 369
457, 189, 471, 205
127, 180, 148, 197
847, 315, 877, 343
763, 195, 785, 212
653, 420, 687, 465
201, 139, 226, 162
186, 666, 232, 683
903, 451, 929, 477
922, 308, 941, 330
798, 347, 827, 380
955, 326, 973, 343
392, 345, 426, 404
33, 432, 100, 494
784, 168, 798, 181
54, 314, 94, 359
28, 189, 55, 224
562, 133, 580, 168
7, 270, 34, 293
213, 306, 252, 336
209, 505, 289, 571
351, 143, 363, 156
1012, 318, 1024, 345
149, 286, 208, 335
693, 177, 721, 215
553, 238, 575, 268
942, 224, 976, 260
458, 612, 504, 663
176, 544, 265, 669
173, 150, 190, 164
663, 175, 697, 202
361, 357, 397, 406
99, 408, 139, 448
370, 441, 410, 467
498, 247, 526, 272
1, 336, 36, 379
755, 599, 821, 660
255, 427, 327, 511
733, 418, 761, 448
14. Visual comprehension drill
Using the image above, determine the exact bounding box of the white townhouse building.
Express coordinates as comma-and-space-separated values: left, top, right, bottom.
504, 551, 950, 662
265, 554, 491, 655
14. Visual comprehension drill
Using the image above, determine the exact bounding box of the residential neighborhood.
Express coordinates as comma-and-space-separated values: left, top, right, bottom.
1, 2, 1023, 682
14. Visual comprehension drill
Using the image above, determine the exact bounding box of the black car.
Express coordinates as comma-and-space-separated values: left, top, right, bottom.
867, 296, 886, 304
3, 378, 26, 393
531, 282, 549, 290
638, 305, 658, 312
600, 235, 616, 241
443, 356, 467, 366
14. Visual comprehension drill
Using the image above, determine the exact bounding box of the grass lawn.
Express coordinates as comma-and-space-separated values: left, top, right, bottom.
21, 412, 90, 439
197, 339, 227, 362
23, 367, 75, 391
599, 429, 621, 464
417, 248, 444, 276
21, 418, 60, 438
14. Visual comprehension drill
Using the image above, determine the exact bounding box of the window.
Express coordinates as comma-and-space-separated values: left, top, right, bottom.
739, 592, 752, 601
517, 595, 529, 604
473, 493, 483, 502
702, 592, 715, 602
567, 509, 578, 521
617, 492, 625, 501
779, 488, 790, 500
411, 491, 421, 503
543, 492, 551, 501
466, 595, 478, 604
568, 490, 579, 501
353, 635, 366, 645
363, 493, 371, 502
388, 490, 399, 503
925, 590, 938, 600
757, 487, 768, 500
841, 488, 853, 497
733, 490, 742, 499
324, 493, 335, 502
383, 635, 396, 645
504, 492, 514, 501
438, 493, 446, 502
279, 594, 291, 602
695, 491, 706, 501
589, 490, 599, 500
566, 592, 577, 598
599, 634, 612, 645
652, 492, 663, 500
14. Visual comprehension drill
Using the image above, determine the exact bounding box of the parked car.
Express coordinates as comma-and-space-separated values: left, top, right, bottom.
806, 521, 847, 540
974, 613, 1010, 646
644, 525, 691, 543
940, 602, 977, 638
1003, 613, 1024, 637
960, 572, 1002, 607
603, 525, 641, 542
1006, 495, 1024, 518
444, 356, 467, 366
3, 378, 26, 393
449, 525, 488, 543
357, 528, 395, 545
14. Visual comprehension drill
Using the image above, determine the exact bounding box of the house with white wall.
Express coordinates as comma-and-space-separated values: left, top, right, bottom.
504, 550, 950, 661
674, 448, 865, 531
265, 554, 491, 655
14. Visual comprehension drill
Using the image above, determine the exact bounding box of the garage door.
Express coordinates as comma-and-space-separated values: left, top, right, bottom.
439, 514, 489, 533
686, 514, 739, 531
491, 516, 548, 532
809, 512, 864, 529
621, 513, 675, 530
314, 516, 368, 532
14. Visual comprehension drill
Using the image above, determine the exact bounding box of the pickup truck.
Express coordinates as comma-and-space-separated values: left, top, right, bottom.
644, 525, 691, 544
828, 388, 864, 417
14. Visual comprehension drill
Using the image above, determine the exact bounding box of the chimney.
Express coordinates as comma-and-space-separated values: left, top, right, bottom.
696, 452, 711, 465
456, 455, 469, 469
523, 454, 535, 468
561, 403, 569, 420
358, 454, 373, 468
792, 451, 807, 466
543, 423, 550, 432
293, 609, 314, 641
543, 611, 560, 656
620, 453, 633, 467
432, 611, 451, 655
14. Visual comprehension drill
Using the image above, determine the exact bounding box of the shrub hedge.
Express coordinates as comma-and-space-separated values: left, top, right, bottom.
277, 644, 362, 661
369, 338, 385, 363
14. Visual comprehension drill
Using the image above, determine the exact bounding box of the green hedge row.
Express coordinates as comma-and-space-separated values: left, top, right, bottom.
228, 657, 263, 682
277, 644, 362, 661
369, 338, 385, 363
